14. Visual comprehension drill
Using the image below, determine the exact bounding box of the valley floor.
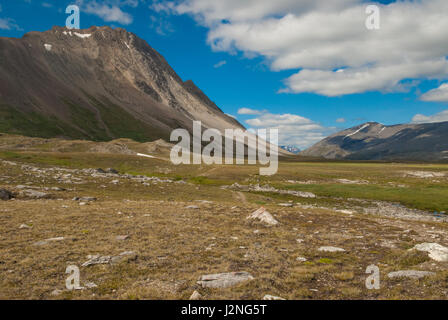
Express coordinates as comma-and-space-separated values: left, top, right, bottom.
1, 135, 448, 300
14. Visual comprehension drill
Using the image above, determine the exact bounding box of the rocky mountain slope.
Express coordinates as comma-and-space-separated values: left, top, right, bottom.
0, 26, 244, 142
301, 121, 448, 161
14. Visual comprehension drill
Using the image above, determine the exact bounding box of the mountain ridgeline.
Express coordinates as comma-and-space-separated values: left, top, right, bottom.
301, 121, 448, 161
0, 26, 244, 142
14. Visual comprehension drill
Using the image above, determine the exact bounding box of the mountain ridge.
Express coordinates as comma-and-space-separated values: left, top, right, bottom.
0, 26, 244, 142
301, 121, 448, 161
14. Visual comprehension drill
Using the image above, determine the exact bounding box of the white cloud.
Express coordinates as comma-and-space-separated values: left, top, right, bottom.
412, 109, 448, 124
76, 0, 135, 25
0, 18, 20, 30
167, 0, 448, 96
244, 112, 335, 148
336, 118, 346, 123
237, 107, 266, 115
213, 60, 227, 68
420, 83, 448, 102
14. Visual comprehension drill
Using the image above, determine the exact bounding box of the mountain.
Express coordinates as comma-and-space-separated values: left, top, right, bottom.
301, 121, 448, 161
0, 26, 244, 142
280, 145, 301, 154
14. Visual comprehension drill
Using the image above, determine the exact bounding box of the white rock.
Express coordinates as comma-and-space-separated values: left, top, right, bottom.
263, 295, 286, 300
318, 246, 346, 253
189, 290, 202, 300
84, 282, 98, 289
44, 44, 52, 51
197, 272, 254, 289
247, 207, 279, 225
412, 243, 448, 262
19, 224, 32, 229
296, 257, 307, 262
387, 270, 435, 279
278, 203, 293, 207
51, 289, 63, 296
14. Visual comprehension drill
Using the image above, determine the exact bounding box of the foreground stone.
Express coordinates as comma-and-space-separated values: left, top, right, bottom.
20, 190, 50, 199
33, 237, 64, 246
247, 207, 279, 225
189, 290, 202, 300
412, 243, 448, 262
73, 197, 97, 202
318, 246, 346, 253
263, 295, 286, 300
197, 272, 254, 289
387, 270, 435, 279
82, 255, 111, 267
82, 251, 137, 267
0, 189, 13, 200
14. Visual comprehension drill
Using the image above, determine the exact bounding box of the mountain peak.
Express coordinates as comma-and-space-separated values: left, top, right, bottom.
0, 27, 244, 142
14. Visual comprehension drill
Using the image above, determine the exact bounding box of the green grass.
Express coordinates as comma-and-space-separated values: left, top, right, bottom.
284, 183, 448, 212
0, 104, 84, 139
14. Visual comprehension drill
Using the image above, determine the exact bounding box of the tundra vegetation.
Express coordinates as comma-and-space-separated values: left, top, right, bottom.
0, 134, 448, 300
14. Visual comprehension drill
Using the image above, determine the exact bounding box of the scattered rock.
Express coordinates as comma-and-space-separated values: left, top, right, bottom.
51, 289, 63, 296
110, 251, 137, 265
278, 203, 293, 207
116, 235, 130, 241
73, 197, 97, 202
84, 282, 98, 289
296, 257, 307, 262
318, 246, 346, 253
197, 272, 254, 289
82, 255, 111, 267
247, 207, 279, 225
387, 270, 435, 279
228, 183, 316, 198
34, 237, 64, 246
263, 295, 286, 300
20, 190, 50, 199
186, 205, 199, 209
106, 168, 119, 174
189, 290, 202, 300
0, 189, 13, 201
412, 243, 448, 262
19, 224, 32, 229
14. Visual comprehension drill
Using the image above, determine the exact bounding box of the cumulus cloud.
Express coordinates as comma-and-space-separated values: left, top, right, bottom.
420, 83, 448, 102
237, 107, 266, 115
0, 18, 20, 30
412, 110, 448, 124
243, 111, 335, 148
165, 0, 448, 96
76, 0, 136, 25
336, 118, 346, 123
213, 60, 227, 68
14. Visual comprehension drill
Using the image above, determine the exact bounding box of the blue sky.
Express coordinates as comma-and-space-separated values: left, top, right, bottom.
1, 0, 448, 148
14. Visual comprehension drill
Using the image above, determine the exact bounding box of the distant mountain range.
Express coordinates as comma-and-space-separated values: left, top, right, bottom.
280, 145, 301, 154
0, 26, 244, 142
301, 121, 448, 161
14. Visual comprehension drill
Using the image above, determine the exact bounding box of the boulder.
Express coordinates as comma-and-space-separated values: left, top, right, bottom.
197, 272, 254, 289
318, 246, 346, 253
20, 190, 50, 199
263, 295, 286, 300
189, 290, 202, 300
247, 207, 279, 225
412, 243, 448, 262
387, 270, 435, 279
0, 189, 13, 201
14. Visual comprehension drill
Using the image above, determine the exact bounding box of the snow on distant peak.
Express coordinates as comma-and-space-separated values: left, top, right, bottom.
344, 124, 370, 139
63, 31, 72, 36
44, 44, 52, 51
74, 32, 91, 39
